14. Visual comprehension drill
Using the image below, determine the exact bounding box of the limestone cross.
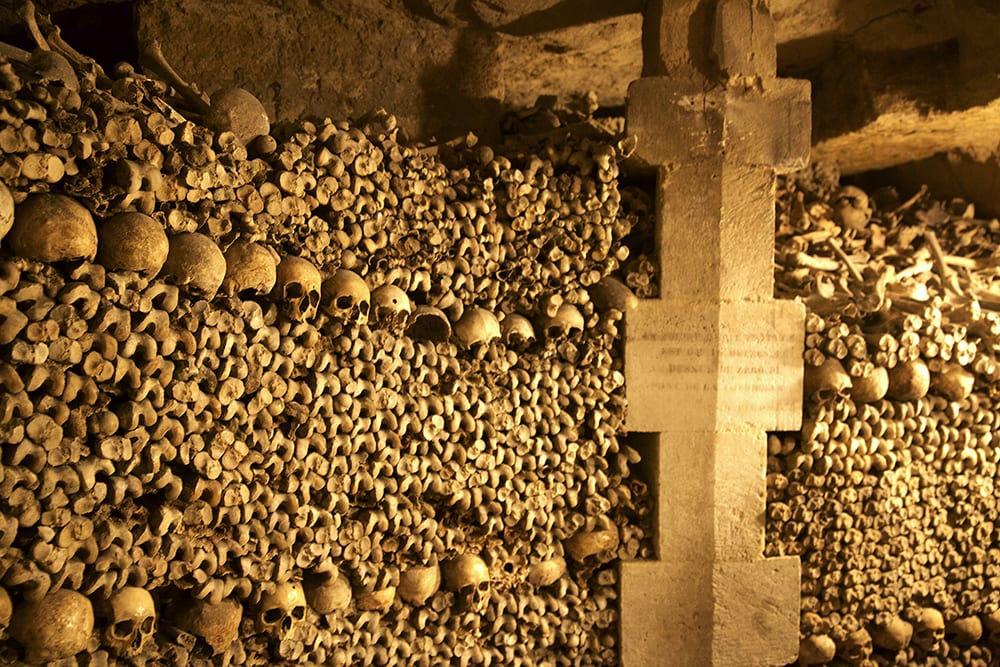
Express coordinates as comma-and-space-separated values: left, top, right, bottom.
618, 1, 811, 665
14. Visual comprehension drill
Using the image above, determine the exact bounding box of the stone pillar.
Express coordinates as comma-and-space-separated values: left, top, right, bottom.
619, 2, 811, 665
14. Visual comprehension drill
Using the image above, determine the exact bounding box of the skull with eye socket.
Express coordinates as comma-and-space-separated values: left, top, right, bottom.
500, 313, 535, 349
272, 256, 322, 322
103, 586, 156, 659
442, 553, 490, 614
256, 581, 307, 644
910, 607, 945, 653
539, 303, 584, 340
321, 269, 370, 325
370, 284, 411, 331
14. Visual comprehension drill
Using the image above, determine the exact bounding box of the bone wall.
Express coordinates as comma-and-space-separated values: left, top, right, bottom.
0, 11, 656, 664
769, 167, 1000, 665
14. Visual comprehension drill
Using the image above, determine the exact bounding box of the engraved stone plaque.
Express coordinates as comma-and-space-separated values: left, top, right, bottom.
625, 299, 804, 433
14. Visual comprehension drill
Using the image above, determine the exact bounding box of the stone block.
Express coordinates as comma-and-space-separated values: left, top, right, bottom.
625, 300, 804, 433
712, 557, 801, 666
726, 78, 812, 173
713, 0, 777, 78
655, 160, 776, 302
655, 430, 715, 561
713, 429, 767, 561
620, 556, 800, 667
645, 428, 766, 562
626, 76, 810, 171
626, 78, 725, 168
620, 559, 714, 667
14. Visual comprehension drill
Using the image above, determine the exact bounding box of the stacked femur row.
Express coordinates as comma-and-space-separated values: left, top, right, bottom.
770, 166, 1000, 666
0, 8, 653, 665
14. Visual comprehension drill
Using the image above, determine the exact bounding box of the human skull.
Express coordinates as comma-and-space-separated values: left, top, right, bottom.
837, 627, 872, 665
453, 307, 501, 348
174, 596, 242, 656
303, 569, 352, 614
256, 582, 307, 642
272, 256, 322, 321
887, 358, 930, 401
797, 634, 836, 665
370, 284, 412, 330
0, 586, 10, 634
104, 586, 156, 659
984, 608, 1000, 638
931, 364, 975, 402
501, 313, 536, 349
406, 305, 452, 342
203, 87, 271, 146
321, 269, 370, 324
912, 607, 945, 652
539, 303, 584, 339
221, 240, 277, 297
803, 357, 852, 401
442, 553, 490, 613
588, 276, 638, 313
526, 556, 566, 588
0, 181, 14, 242
870, 614, 913, 651
946, 615, 983, 646
354, 585, 396, 612
9, 193, 98, 263
850, 365, 889, 403
28, 49, 79, 91
160, 232, 227, 300
563, 528, 620, 563
96, 212, 169, 277
10, 589, 94, 664
833, 185, 872, 231
397, 563, 441, 607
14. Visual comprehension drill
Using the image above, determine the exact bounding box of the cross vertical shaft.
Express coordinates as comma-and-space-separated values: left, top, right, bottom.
619, 2, 811, 665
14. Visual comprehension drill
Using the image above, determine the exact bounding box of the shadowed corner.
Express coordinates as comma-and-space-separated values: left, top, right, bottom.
418, 27, 503, 145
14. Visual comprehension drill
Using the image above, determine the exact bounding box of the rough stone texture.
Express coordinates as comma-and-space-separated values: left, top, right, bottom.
500, 13, 641, 110
712, 558, 801, 666
134, 0, 505, 141
4, 0, 1000, 174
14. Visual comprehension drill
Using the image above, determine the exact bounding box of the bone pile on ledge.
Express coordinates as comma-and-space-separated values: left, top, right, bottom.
769, 163, 1000, 666
0, 9, 654, 666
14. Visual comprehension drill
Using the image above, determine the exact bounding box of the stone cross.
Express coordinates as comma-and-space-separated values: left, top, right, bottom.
618, 1, 811, 665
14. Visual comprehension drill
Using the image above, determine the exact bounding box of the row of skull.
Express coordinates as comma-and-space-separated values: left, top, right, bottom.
0, 549, 580, 663
800, 606, 1000, 664
0, 186, 611, 345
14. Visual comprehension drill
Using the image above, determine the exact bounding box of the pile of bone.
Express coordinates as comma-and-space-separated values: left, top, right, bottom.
0, 6, 654, 666
767, 163, 1000, 666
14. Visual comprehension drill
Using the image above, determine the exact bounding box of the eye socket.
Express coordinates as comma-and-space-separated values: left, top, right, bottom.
112, 619, 137, 639
262, 608, 284, 624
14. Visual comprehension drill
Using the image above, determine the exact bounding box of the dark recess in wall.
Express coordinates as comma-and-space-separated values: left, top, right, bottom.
0, 2, 137, 74
54, 2, 137, 73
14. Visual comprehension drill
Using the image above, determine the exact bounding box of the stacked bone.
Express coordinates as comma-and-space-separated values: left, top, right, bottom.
768, 163, 1000, 666
0, 5, 654, 665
